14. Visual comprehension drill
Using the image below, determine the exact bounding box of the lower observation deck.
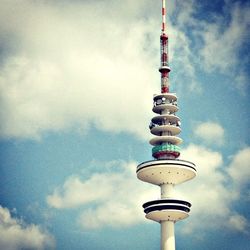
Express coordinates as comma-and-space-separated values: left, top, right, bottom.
137, 159, 196, 185
143, 199, 191, 222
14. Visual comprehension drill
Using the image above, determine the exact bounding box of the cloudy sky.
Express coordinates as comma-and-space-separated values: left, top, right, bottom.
0, 0, 249, 249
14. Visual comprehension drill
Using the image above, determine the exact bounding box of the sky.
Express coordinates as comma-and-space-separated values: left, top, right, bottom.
0, 0, 249, 249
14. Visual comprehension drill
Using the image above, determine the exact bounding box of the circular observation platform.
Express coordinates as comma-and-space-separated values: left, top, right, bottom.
159, 65, 171, 73
143, 199, 191, 222
137, 159, 196, 185
150, 125, 181, 136
150, 135, 182, 146
152, 114, 180, 125
153, 93, 177, 103
153, 104, 178, 114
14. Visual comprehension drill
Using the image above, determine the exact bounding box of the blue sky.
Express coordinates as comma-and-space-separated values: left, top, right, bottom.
0, 0, 249, 249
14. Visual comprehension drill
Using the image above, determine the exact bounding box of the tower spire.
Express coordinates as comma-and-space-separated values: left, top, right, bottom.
160, 0, 170, 93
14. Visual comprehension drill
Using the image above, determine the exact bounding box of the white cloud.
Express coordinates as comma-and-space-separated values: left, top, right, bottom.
167, 0, 201, 93
0, 205, 55, 250
0, 0, 158, 140
47, 161, 158, 229
194, 121, 224, 145
228, 147, 250, 188
228, 214, 248, 232
199, 2, 250, 76
168, 0, 249, 93
47, 173, 121, 209
47, 147, 249, 233
79, 202, 139, 229
0, 0, 248, 140
0, 0, 203, 140
179, 145, 229, 218
169, 25, 199, 93
177, 144, 248, 233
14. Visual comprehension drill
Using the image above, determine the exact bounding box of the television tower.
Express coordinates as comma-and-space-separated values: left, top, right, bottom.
136, 1, 197, 250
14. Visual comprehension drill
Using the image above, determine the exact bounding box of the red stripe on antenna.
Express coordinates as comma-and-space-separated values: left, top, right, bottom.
162, 23, 165, 31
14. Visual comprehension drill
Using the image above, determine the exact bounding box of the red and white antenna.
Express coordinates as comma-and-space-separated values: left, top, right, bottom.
162, 0, 166, 33
159, 0, 170, 93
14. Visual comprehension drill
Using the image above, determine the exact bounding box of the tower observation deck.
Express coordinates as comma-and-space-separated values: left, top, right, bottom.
136, 1, 197, 250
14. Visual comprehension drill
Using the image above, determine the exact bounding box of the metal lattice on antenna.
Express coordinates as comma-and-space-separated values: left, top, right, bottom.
160, 0, 170, 93
136, 1, 197, 249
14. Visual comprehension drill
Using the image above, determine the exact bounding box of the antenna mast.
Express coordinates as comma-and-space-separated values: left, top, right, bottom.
160, 0, 170, 93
